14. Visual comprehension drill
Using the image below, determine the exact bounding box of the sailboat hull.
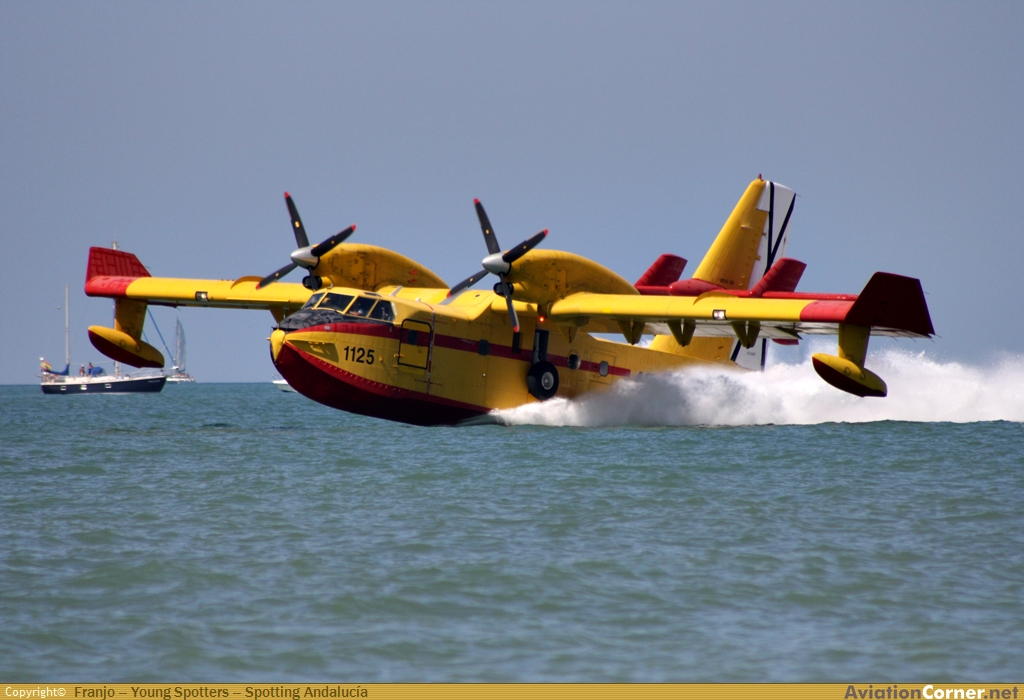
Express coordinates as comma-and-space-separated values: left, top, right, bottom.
41, 375, 166, 394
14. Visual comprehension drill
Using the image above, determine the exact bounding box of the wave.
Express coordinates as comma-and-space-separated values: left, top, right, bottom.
494, 345, 1024, 427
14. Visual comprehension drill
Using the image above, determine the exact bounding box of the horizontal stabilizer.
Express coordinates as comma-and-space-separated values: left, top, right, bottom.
750, 258, 806, 296
668, 278, 723, 296
635, 254, 687, 293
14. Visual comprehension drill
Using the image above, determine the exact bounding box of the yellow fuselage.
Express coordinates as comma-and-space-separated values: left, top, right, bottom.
270, 285, 723, 425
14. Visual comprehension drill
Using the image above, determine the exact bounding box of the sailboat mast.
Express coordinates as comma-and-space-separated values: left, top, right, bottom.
111, 240, 119, 376
64, 284, 70, 369
175, 316, 186, 372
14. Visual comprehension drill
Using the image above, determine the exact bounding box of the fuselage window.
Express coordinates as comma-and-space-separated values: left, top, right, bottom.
302, 292, 325, 309
320, 293, 355, 313
347, 296, 376, 318
369, 301, 395, 322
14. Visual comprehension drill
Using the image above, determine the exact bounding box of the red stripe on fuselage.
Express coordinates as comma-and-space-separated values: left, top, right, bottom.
290, 322, 631, 378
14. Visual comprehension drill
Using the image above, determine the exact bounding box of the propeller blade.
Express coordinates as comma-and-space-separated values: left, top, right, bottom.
285, 192, 310, 249
502, 229, 548, 264
498, 274, 519, 333
447, 269, 489, 297
310, 225, 356, 258
474, 199, 502, 255
257, 261, 298, 289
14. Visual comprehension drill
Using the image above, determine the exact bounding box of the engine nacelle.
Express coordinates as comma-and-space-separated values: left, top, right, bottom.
811, 353, 887, 398
87, 326, 165, 369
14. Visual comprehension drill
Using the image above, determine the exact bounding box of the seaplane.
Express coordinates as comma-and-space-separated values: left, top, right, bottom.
82, 177, 934, 425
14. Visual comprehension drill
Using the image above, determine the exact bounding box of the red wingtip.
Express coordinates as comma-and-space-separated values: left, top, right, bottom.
512, 325, 520, 333
473, 198, 480, 204
351, 224, 357, 231
542, 229, 548, 236
284, 191, 291, 198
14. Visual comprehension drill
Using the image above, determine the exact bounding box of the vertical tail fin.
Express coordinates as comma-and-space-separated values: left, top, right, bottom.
734, 181, 797, 369
652, 178, 798, 368
692, 177, 795, 290
690, 177, 797, 369
748, 181, 797, 288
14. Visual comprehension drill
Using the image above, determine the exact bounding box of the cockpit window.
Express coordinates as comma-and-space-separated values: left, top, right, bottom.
301, 292, 325, 309
278, 291, 398, 332
369, 300, 395, 322
346, 296, 376, 318
319, 293, 355, 313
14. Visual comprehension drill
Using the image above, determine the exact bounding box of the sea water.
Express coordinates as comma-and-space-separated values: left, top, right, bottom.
1, 350, 1022, 681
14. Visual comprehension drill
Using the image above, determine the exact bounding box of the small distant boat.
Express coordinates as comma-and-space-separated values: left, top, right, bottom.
163, 317, 196, 383
41, 285, 166, 395
273, 375, 296, 392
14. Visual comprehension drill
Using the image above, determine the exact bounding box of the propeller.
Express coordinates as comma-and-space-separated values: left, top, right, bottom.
256, 192, 356, 290
447, 200, 547, 333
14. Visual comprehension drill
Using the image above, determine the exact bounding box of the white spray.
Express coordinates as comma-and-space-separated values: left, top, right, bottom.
496, 343, 1024, 427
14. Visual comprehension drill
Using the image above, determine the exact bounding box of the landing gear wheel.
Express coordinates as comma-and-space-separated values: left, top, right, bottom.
527, 360, 559, 401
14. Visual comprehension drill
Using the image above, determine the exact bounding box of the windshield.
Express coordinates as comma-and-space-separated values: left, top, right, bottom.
369, 300, 395, 322
301, 292, 325, 309
346, 296, 376, 318
319, 293, 355, 312
279, 292, 397, 332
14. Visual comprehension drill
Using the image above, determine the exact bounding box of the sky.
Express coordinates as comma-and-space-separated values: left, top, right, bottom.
2, 1, 1022, 384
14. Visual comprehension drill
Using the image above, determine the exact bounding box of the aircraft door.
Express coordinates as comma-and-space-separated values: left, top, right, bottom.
398, 319, 433, 371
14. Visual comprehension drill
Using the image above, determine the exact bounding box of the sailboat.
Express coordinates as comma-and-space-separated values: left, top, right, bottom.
165, 317, 196, 383
142, 308, 196, 383
40, 285, 166, 394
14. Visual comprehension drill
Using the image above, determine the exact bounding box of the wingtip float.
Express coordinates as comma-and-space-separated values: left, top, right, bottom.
82, 177, 934, 425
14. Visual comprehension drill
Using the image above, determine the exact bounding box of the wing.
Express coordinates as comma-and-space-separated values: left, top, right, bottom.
87, 273, 312, 313
549, 272, 934, 341
84, 246, 314, 368
85, 246, 313, 313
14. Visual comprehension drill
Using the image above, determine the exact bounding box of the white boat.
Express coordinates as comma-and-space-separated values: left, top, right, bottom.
40, 285, 166, 395
273, 375, 296, 392
164, 317, 196, 383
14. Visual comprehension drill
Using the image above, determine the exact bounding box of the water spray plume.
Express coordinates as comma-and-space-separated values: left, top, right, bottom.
495, 347, 1024, 427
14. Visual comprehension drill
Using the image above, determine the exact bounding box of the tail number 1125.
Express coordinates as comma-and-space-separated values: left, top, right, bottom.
343, 346, 375, 364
